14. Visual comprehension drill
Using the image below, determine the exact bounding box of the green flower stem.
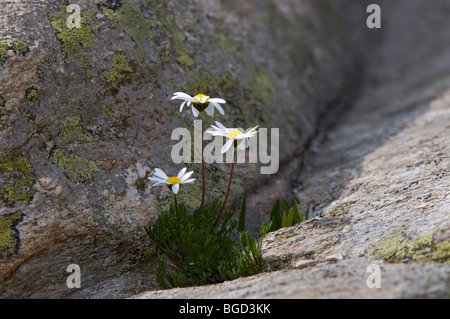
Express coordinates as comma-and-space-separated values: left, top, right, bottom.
201, 114, 206, 206
174, 193, 180, 217
211, 145, 236, 232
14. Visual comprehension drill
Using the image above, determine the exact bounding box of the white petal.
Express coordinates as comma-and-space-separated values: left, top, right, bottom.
212, 102, 225, 115
238, 138, 249, 150
192, 106, 200, 117
209, 125, 221, 132
172, 92, 192, 99
153, 181, 168, 186
154, 168, 169, 180
215, 121, 228, 133
172, 183, 180, 194
179, 100, 187, 112
246, 125, 259, 133
205, 104, 214, 116
179, 170, 194, 182
221, 138, 234, 154
209, 98, 226, 104
181, 178, 195, 184
148, 176, 164, 182
177, 167, 187, 178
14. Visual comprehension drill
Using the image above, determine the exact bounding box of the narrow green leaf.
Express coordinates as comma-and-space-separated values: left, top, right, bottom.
281, 198, 290, 212
292, 201, 303, 223
306, 206, 313, 220
270, 199, 281, 230
286, 209, 294, 226
281, 211, 287, 228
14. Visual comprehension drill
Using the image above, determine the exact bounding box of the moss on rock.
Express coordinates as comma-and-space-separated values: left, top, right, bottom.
11, 39, 29, 56
102, 104, 114, 119
0, 38, 30, 63
0, 211, 23, 258
25, 88, 39, 107
0, 155, 35, 206
0, 40, 8, 63
150, 0, 195, 68
104, 52, 133, 82
50, 148, 100, 183
58, 115, 94, 143
101, 1, 157, 61
366, 230, 450, 263
48, 6, 96, 75
102, 2, 157, 43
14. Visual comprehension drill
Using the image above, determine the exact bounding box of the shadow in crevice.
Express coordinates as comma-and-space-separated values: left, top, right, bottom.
245, 0, 450, 237
292, 0, 450, 220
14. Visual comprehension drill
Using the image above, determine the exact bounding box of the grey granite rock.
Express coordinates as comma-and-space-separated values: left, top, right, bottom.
0, 0, 365, 298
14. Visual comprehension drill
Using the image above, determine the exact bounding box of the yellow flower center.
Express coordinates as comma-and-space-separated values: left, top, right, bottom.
166, 176, 181, 184
227, 130, 243, 139
192, 94, 209, 104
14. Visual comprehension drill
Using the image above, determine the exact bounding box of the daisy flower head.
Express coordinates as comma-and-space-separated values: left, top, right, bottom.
206, 121, 258, 154
171, 92, 226, 117
148, 167, 195, 194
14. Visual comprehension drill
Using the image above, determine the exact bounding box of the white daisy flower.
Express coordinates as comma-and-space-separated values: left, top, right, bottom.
148, 167, 195, 194
171, 92, 226, 117
206, 121, 258, 154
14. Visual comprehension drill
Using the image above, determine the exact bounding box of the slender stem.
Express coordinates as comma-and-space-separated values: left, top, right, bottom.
211, 148, 235, 232
173, 194, 180, 217
201, 115, 206, 206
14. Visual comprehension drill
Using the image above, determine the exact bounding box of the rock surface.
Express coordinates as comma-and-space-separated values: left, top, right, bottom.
133, 0, 450, 299
0, 0, 365, 298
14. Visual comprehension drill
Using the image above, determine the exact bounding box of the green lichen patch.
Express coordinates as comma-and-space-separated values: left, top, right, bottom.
0, 96, 5, 107
101, 1, 157, 61
104, 52, 133, 82
50, 148, 100, 183
21, 109, 33, 119
48, 7, 96, 74
0, 40, 8, 63
36, 67, 44, 80
0, 211, 23, 258
11, 39, 29, 56
366, 230, 450, 263
25, 88, 38, 107
58, 115, 94, 143
0, 38, 29, 63
42, 132, 51, 143
102, 2, 157, 43
102, 104, 114, 119
0, 155, 36, 206
151, 0, 195, 68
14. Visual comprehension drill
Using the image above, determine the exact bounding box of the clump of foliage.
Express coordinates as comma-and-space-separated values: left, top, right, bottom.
265, 198, 313, 233
146, 199, 242, 288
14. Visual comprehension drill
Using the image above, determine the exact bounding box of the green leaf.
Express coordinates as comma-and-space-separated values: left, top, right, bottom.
286, 209, 294, 227
269, 199, 281, 231
292, 201, 303, 223
281, 211, 287, 228
281, 198, 290, 212
238, 197, 246, 233
305, 206, 313, 220
259, 222, 270, 238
